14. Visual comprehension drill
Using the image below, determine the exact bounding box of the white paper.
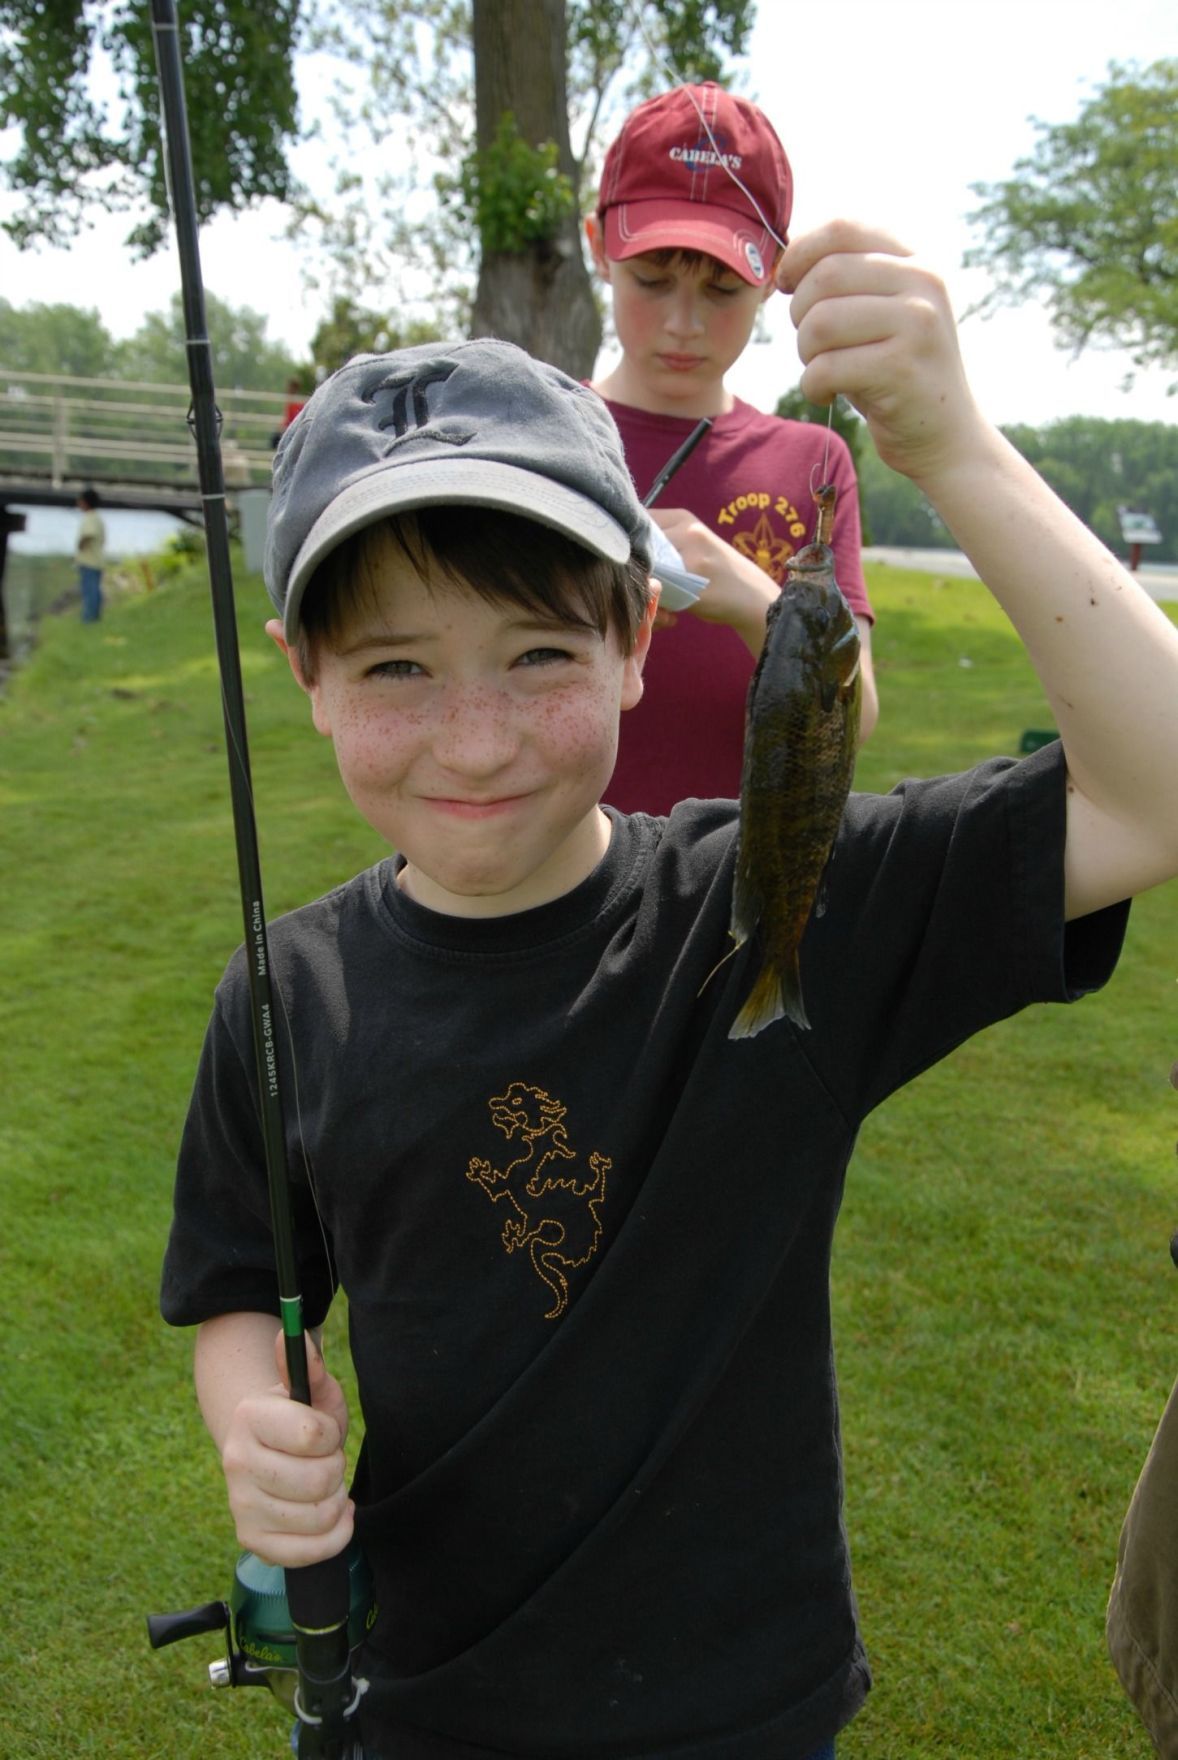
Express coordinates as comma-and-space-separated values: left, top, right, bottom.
645, 518, 710, 612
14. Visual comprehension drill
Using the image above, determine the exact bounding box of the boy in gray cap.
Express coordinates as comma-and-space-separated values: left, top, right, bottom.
162, 221, 1178, 1760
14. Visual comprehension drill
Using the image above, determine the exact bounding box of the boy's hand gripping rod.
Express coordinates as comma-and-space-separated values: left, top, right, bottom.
146, 4, 365, 1753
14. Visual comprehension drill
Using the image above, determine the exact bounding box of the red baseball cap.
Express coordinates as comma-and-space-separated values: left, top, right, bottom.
596, 83, 792, 287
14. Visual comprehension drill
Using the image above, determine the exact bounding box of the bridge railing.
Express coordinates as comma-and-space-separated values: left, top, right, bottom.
0, 367, 288, 495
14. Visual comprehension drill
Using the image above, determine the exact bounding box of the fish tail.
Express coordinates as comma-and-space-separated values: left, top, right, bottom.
781, 960, 810, 1030
729, 955, 810, 1040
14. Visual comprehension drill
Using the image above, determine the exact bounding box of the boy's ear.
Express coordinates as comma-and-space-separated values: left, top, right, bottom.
265, 616, 301, 679
266, 617, 332, 737
584, 214, 610, 280
620, 583, 661, 712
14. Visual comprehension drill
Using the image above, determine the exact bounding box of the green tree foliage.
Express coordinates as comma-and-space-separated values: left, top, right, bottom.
309, 294, 443, 374
297, 0, 753, 369
855, 442, 953, 551
1, 1, 751, 276
0, 297, 118, 377
834, 410, 1178, 562
0, 1, 753, 371
275, 1, 754, 344
0, 290, 299, 390
0, 0, 301, 254
438, 111, 576, 256
115, 290, 300, 390
966, 59, 1178, 377
1001, 416, 1178, 562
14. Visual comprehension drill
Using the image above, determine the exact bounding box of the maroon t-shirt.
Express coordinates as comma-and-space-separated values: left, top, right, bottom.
603, 396, 872, 817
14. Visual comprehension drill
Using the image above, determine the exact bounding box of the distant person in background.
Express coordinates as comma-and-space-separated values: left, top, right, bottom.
271, 377, 308, 449
283, 377, 308, 428
74, 488, 106, 623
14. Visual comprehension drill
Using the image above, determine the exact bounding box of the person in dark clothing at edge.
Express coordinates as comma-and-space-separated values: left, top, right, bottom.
161, 217, 1178, 1760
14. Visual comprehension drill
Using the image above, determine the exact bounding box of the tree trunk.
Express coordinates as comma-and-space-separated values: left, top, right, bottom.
469, 0, 601, 379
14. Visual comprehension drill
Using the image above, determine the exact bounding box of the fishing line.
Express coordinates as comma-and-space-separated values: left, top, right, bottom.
808, 405, 836, 503
629, 8, 789, 255
629, 10, 834, 519
810, 398, 836, 485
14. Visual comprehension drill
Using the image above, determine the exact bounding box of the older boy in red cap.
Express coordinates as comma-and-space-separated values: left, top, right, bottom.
587, 83, 878, 815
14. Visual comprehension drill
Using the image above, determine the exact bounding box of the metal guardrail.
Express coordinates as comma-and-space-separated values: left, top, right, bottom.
0, 366, 289, 494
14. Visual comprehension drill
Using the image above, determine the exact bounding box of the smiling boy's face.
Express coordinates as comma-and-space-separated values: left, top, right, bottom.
271, 543, 656, 919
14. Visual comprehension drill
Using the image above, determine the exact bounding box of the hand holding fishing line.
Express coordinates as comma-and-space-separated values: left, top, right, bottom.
777, 220, 980, 483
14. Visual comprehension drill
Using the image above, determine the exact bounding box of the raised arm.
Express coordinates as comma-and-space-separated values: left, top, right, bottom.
779, 221, 1178, 919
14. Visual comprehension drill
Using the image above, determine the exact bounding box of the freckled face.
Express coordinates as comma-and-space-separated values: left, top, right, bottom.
293, 553, 652, 917
595, 244, 771, 416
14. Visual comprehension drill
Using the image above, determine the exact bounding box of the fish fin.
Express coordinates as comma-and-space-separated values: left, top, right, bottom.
728, 956, 810, 1040
728, 967, 783, 1040
698, 940, 740, 999
813, 842, 839, 921
780, 957, 810, 1030
823, 618, 861, 708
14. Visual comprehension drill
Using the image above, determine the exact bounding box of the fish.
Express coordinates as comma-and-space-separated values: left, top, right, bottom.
728, 484, 861, 1039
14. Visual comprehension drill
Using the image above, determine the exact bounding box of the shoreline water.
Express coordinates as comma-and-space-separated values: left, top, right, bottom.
2, 506, 191, 683
8, 503, 187, 558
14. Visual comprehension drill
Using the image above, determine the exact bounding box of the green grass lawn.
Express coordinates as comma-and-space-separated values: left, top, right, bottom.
2, 556, 1174, 1756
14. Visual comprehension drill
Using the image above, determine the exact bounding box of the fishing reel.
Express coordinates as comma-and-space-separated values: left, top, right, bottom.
147, 1538, 375, 1719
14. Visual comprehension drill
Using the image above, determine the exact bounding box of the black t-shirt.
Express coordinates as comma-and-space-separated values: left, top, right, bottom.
162, 745, 1127, 1759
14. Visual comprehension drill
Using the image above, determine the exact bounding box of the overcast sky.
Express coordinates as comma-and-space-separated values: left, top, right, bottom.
1, 0, 1174, 429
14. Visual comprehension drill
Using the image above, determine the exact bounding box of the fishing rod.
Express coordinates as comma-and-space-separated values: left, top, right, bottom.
642, 417, 711, 508
144, 4, 369, 1752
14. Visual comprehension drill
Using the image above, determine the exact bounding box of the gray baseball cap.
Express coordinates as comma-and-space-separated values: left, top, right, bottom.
265, 338, 652, 640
